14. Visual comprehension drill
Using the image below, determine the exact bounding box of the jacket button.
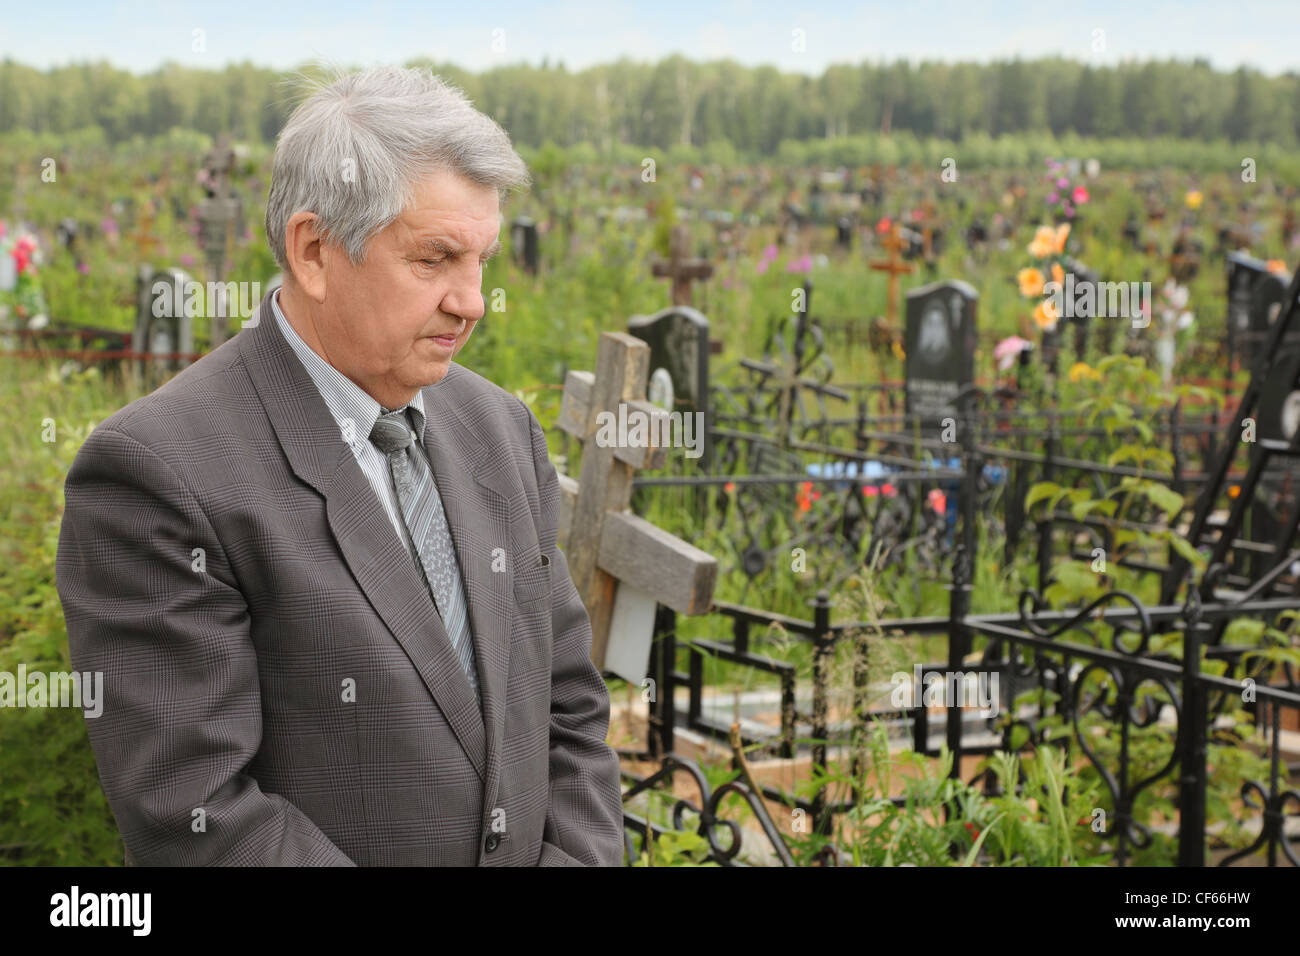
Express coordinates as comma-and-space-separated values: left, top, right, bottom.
485, 833, 501, 853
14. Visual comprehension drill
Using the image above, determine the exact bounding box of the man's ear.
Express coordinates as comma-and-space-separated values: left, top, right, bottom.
284, 211, 329, 303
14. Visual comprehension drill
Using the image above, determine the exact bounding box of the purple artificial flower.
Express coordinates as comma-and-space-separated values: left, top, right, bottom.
1056, 177, 1069, 189
1047, 192, 1058, 204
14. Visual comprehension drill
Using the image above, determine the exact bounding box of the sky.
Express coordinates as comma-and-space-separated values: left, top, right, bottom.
0, 0, 1294, 76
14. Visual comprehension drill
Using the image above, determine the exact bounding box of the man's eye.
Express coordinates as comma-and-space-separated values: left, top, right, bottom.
421, 258, 445, 266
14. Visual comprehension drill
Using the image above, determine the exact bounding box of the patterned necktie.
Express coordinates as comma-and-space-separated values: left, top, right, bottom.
370, 408, 479, 703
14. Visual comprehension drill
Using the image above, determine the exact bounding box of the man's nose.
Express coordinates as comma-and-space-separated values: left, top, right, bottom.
440, 261, 487, 322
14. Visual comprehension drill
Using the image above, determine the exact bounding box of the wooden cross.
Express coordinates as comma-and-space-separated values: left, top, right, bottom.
131, 199, 161, 261
555, 332, 718, 677
652, 224, 714, 308
870, 223, 915, 328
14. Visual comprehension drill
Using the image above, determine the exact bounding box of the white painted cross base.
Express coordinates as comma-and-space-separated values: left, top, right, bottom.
604, 583, 657, 683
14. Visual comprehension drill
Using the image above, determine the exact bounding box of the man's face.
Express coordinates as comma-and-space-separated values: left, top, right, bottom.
314, 168, 501, 402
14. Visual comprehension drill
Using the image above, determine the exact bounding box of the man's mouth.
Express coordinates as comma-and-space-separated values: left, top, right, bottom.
425, 330, 461, 347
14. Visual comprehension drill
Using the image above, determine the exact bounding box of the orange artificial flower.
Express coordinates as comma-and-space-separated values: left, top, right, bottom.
1017, 267, 1045, 297
1051, 261, 1065, 285
1185, 190, 1203, 210
1028, 226, 1055, 259
1052, 223, 1071, 255
1033, 299, 1060, 330
1266, 259, 1288, 274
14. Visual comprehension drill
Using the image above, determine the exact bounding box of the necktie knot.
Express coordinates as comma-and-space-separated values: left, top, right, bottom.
371, 410, 415, 454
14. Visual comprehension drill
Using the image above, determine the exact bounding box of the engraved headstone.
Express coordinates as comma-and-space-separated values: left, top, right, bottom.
904, 279, 978, 435
627, 306, 711, 467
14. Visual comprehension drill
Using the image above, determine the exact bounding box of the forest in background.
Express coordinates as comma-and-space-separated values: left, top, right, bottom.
1, 54, 1298, 154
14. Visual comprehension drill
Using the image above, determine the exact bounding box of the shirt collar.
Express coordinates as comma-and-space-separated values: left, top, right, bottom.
271, 288, 427, 452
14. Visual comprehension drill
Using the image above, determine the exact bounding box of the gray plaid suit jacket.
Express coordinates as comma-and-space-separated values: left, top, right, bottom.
56, 294, 625, 866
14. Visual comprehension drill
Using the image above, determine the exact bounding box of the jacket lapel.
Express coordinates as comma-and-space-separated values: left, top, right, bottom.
419, 369, 515, 813
238, 295, 487, 780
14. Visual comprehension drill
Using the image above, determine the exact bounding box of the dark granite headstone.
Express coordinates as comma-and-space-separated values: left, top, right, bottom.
510, 216, 539, 275
1227, 251, 1270, 365
835, 216, 853, 250
904, 280, 978, 434
627, 305, 711, 465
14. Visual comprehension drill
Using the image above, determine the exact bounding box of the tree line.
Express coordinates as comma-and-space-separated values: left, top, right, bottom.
0, 55, 1295, 153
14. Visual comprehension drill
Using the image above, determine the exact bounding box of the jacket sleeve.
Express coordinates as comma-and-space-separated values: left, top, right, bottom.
524, 406, 626, 866
56, 425, 355, 866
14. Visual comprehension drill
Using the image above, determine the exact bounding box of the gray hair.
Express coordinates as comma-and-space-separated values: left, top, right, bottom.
265, 66, 530, 273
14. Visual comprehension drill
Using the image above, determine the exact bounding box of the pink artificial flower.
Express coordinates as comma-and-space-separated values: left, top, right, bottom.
1047, 192, 1058, 204
928, 488, 947, 515
876, 217, 892, 234
762, 243, 779, 261
77, 261, 90, 275
1056, 177, 1069, 189
180, 254, 195, 267
756, 258, 770, 275
994, 335, 1031, 371
1072, 186, 1089, 204
787, 254, 812, 274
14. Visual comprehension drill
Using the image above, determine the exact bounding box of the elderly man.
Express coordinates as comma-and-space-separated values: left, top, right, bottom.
56, 67, 625, 866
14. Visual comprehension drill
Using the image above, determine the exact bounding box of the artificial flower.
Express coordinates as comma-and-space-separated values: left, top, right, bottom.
1033, 299, 1059, 330
1017, 267, 1045, 297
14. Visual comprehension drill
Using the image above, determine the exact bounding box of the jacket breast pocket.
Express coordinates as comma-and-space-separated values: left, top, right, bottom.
513, 549, 552, 604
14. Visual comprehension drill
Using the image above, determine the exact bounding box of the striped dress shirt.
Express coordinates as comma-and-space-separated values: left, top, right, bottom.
270, 289, 427, 548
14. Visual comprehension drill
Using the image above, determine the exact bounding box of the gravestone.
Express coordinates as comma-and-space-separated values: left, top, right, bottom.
626, 305, 711, 468
904, 280, 978, 435
1226, 251, 1269, 367
1122, 215, 1141, 250
1169, 232, 1203, 284
510, 216, 539, 275
555, 332, 717, 679
652, 224, 714, 308
133, 264, 194, 385
55, 217, 78, 253
835, 216, 853, 250
870, 223, 915, 330
1226, 253, 1296, 369
1249, 268, 1294, 361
